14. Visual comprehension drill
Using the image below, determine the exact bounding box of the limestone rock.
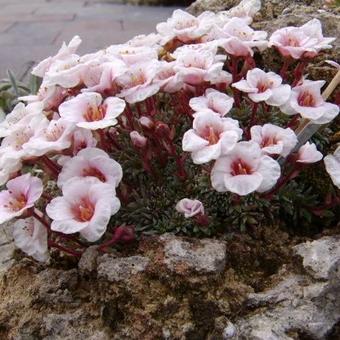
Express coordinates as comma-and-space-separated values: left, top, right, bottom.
160, 233, 227, 274
97, 254, 150, 282
232, 236, 340, 340
78, 246, 99, 275
294, 236, 340, 280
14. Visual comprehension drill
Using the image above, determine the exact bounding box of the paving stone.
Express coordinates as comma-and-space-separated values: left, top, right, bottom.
1, 3, 38, 15
0, 22, 13, 33
0, 13, 75, 23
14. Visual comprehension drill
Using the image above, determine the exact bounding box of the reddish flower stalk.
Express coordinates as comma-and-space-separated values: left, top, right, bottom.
48, 240, 82, 258
99, 225, 135, 252
124, 103, 135, 130
40, 155, 60, 178
292, 60, 308, 86
280, 57, 293, 81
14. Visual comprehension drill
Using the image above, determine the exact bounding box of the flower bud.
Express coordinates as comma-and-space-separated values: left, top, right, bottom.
139, 116, 154, 129
130, 131, 147, 148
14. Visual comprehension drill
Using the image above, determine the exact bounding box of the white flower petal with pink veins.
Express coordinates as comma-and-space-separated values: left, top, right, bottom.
59, 92, 125, 130
46, 177, 120, 242
190, 88, 234, 117
153, 61, 184, 93
116, 61, 160, 103
250, 124, 297, 157
0, 101, 44, 138
280, 80, 339, 124
1, 114, 50, 163
296, 142, 323, 164
215, 17, 268, 57
13, 217, 49, 262
176, 198, 204, 218
182, 111, 242, 164
324, 146, 340, 189
0, 174, 43, 224
71, 128, 97, 156
211, 141, 281, 196
23, 119, 76, 157
107, 45, 159, 66
269, 19, 335, 59
32, 36, 82, 78
81, 58, 128, 94
222, 0, 261, 24
156, 9, 215, 44
57, 147, 122, 188
20, 85, 67, 111
0, 148, 22, 186
126, 33, 162, 49
174, 47, 230, 86
232, 68, 291, 106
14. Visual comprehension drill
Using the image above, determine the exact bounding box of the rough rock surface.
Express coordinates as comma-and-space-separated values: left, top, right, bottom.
0, 231, 339, 339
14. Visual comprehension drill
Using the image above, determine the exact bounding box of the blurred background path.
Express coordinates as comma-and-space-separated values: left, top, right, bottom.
0, 0, 181, 79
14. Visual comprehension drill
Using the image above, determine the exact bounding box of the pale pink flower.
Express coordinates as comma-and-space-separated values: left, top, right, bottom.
13, 217, 49, 262
211, 141, 281, 196
126, 33, 162, 48
42, 55, 86, 89
116, 61, 160, 103
32, 36, 82, 78
280, 80, 339, 124
46, 177, 120, 242
156, 9, 215, 44
23, 119, 76, 157
182, 111, 242, 164
0, 102, 43, 138
216, 18, 267, 57
0, 148, 22, 186
107, 45, 158, 66
176, 198, 204, 218
0, 114, 49, 163
130, 131, 147, 148
153, 61, 184, 93
220, 0, 261, 25
189, 88, 234, 117
174, 47, 231, 86
20, 85, 67, 111
269, 19, 335, 59
296, 142, 323, 163
71, 128, 97, 155
0, 174, 43, 224
250, 124, 297, 157
82, 59, 127, 94
59, 92, 125, 130
324, 146, 340, 189
57, 147, 122, 189
232, 68, 291, 106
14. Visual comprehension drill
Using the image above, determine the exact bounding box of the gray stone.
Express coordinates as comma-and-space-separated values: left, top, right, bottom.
233, 236, 340, 340
294, 236, 340, 280
78, 245, 99, 274
97, 254, 150, 282
161, 234, 226, 274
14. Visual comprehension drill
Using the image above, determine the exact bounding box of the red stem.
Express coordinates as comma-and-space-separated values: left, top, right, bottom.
48, 240, 82, 258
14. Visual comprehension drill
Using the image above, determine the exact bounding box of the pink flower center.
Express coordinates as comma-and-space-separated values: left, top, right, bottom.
84, 105, 106, 122
131, 72, 147, 86
5, 193, 27, 212
202, 126, 221, 145
72, 198, 95, 222
261, 135, 277, 147
298, 92, 316, 107
283, 35, 300, 47
257, 82, 269, 93
82, 167, 106, 182
231, 159, 253, 176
